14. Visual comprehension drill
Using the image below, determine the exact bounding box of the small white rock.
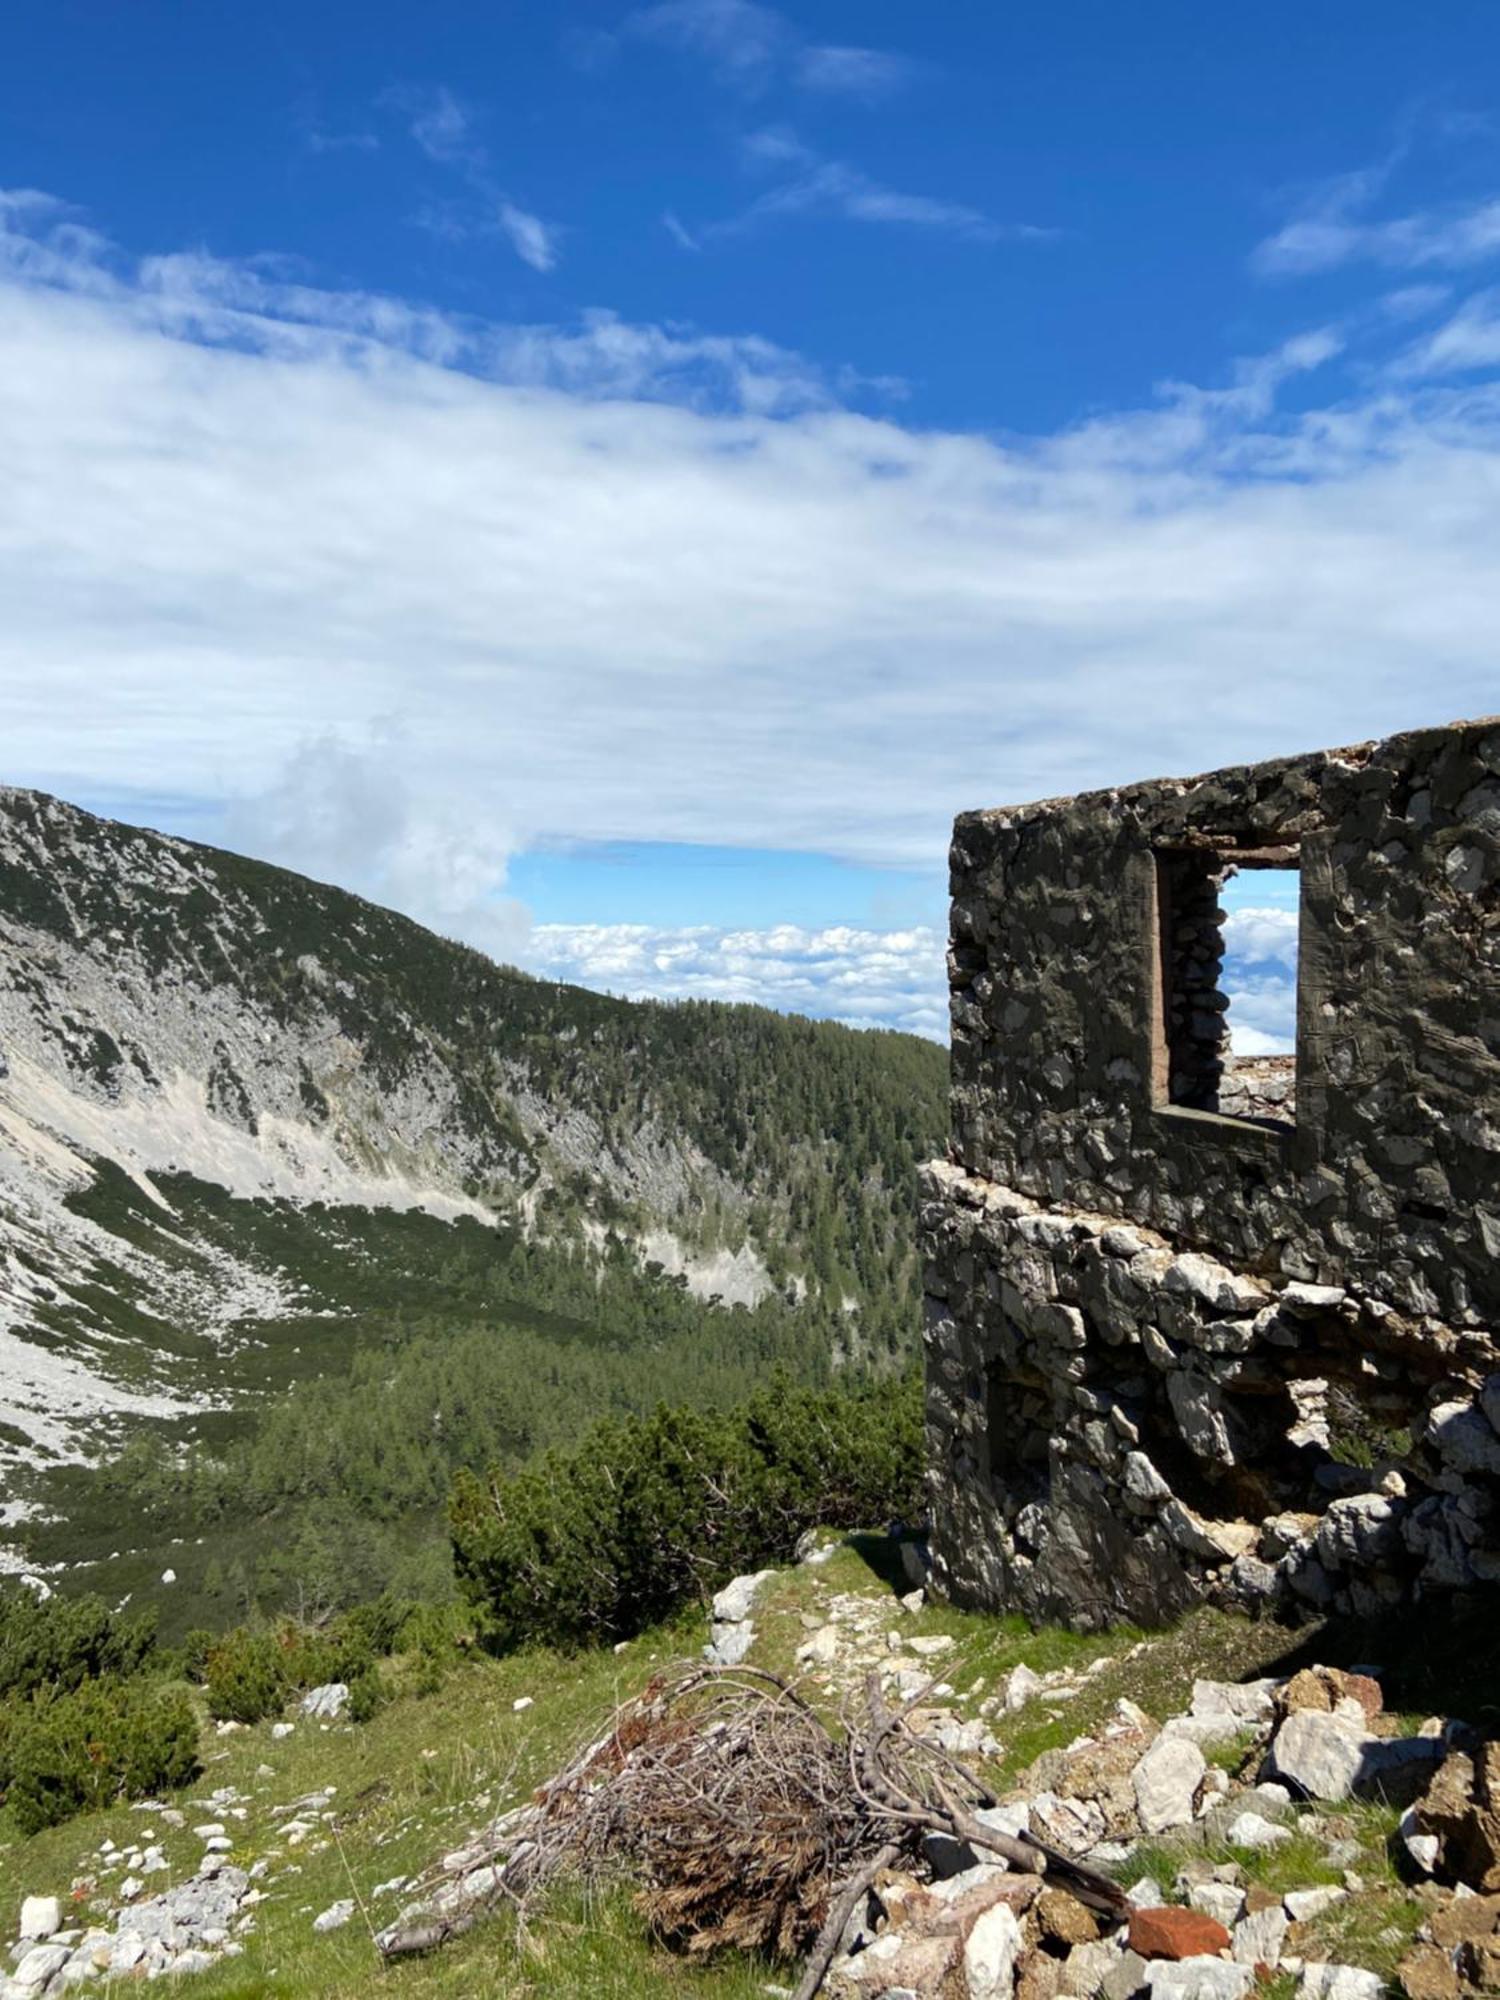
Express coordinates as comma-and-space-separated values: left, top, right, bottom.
1225, 1810, 1292, 1851
512, 1696, 534, 1713
312, 1899, 355, 1934
908, 1634, 955, 1658
1232, 1904, 1288, 1969
1284, 1886, 1347, 1922
1296, 1967, 1382, 2000
18, 1897, 61, 1941
1189, 1882, 1246, 1927
1133, 1734, 1206, 1834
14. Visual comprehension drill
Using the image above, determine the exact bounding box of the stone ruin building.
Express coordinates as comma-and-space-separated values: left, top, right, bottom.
922, 718, 1500, 1629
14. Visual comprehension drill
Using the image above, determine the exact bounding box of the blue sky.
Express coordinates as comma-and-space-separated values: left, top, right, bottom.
5, 3, 1500, 1041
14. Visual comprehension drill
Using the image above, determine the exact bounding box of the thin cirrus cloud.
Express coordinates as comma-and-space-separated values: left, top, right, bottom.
793, 45, 920, 101
621, 0, 918, 101
709, 127, 1043, 244
5, 189, 1500, 1035
380, 83, 561, 272
1253, 136, 1500, 277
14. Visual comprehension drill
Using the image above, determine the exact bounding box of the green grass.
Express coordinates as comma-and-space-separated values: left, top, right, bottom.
0, 1608, 782, 1998
1123, 1796, 1424, 1985
0, 1546, 1460, 1997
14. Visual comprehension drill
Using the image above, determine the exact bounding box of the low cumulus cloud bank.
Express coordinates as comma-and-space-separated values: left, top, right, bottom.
0, 178, 1492, 1037
526, 922, 947, 1036
520, 906, 1298, 1049
1223, 905, 1298, 1055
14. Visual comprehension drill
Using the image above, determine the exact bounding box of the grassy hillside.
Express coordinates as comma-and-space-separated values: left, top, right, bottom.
3, 1539, 1473, 1999
11, 1172, 897, 1637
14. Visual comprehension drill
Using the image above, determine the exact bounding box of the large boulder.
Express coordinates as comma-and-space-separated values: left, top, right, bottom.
1265, 1706, 1370, 1801
1132, 1736, 1206, 1834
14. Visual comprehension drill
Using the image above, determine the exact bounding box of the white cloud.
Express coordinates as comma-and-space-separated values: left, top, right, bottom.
226, 739, 530, 960
382, 84, 561, 271
391, 83, 480, 168
496, 201, 559, 273
524, 921, 947, 1037
1259, 195, 1500, 277
4, 189, 1500, 971
624, 2, 919, 105
722, 128, 1040, 242
1222, 906, 1298, 963
1398, 287, 1500, 375
625, 0, 785, 90
1223, 974, 1297, 1055
795, 46, 918, 100
1254, 142, 1500, 279
1223, 906, 1298, 1054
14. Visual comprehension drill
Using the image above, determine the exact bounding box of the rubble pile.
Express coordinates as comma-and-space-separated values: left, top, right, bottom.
821, 1660, 1498, 2000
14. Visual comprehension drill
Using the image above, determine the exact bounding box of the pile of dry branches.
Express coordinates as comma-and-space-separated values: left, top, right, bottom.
377, 1664, 1127, 1998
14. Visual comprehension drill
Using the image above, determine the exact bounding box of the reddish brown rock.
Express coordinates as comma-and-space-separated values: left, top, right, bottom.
1035, 1888, 1100, 1947
1428, 1891, 1500, 1950
1127, 1906, 1232, 1961
1278, 1666, 1383, 1720
1396, 1945, 1459, 2000
1015, 1948, 1067, 2000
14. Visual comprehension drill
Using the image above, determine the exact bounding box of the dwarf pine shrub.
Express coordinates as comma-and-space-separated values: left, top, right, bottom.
0, 1581, 157, 1698
449, 1370, 923, 1654
0, 1679, 199, 1835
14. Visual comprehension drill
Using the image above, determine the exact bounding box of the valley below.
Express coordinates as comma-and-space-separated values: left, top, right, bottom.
0, 784, 944, 1628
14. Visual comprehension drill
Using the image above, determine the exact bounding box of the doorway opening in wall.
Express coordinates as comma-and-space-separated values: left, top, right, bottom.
1152, 846, 1299, 1129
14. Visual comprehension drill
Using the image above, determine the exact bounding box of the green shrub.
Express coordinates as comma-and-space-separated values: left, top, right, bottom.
346, 1666, 384, 1723
0, 1582, 157, 1698
203, 1598, 415, 1723
180, 1628, 217, 1684
204, 1631, 285, 1723
0, 1680, 198, 1834
450, 1370, 923, 1654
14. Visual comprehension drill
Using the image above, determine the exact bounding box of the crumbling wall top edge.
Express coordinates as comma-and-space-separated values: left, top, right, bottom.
951, 713, 1500, 835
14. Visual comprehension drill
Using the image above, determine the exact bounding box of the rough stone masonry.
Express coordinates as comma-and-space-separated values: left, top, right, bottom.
922, 718, 1500, 1628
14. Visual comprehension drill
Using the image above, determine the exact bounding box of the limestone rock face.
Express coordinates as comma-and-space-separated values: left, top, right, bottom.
1265, 1708, 1371, 1802
1131, 1736, 1206, 1835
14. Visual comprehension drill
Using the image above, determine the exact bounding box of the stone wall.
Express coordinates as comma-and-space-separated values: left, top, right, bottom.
926, 719, 1500, 1627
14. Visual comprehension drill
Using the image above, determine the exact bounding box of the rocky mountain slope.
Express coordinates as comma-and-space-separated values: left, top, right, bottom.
0, 786, 945, 1479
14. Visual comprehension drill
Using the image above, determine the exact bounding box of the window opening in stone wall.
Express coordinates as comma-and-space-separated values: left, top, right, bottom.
1153, 847, 1299, 1128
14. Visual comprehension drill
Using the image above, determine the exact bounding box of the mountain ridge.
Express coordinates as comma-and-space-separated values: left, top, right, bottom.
0, 784, 945, 1483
